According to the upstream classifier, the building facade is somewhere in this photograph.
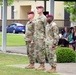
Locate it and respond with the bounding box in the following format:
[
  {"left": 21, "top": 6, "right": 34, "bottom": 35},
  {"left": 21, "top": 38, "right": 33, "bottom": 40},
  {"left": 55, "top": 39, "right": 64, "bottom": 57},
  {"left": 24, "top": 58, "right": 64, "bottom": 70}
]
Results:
[
  {"left": 0, "top": 0, "right": 70, "bottom": 27},
  {"left": 0, "top": 0, "right": 65, "bottom": 19}
]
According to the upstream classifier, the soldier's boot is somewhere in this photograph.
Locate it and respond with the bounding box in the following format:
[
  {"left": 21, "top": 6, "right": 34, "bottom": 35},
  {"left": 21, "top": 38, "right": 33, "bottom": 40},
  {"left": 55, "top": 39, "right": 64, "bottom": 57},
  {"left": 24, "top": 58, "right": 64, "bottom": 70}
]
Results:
[
  {"left": 25, "top": 64, "right": 34, "bottom": 69},
  {"left": 47, "top": 66, "right": 56, "bottom": 73},
  {"left": 35, "top": 64, "right": 45, "bottom": 70}
]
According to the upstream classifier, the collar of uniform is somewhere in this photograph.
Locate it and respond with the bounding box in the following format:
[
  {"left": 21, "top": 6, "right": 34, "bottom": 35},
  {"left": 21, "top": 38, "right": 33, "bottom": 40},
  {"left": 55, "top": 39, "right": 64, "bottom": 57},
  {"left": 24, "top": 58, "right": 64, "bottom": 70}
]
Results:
[
  {"left": 47, "top": 21, "right": 56, "bottom": 27},
  {"left": 28, "top": 21, "right": 32, "bottom": 24},
  {"left": 38, "top": 14, "right": 44, "bottom": 19},
  {"left": 47, "top": 21, "right": 53, "bottom": 25},
  {"left": 47, "top": 23, "right": 50, "bottom": 26}
]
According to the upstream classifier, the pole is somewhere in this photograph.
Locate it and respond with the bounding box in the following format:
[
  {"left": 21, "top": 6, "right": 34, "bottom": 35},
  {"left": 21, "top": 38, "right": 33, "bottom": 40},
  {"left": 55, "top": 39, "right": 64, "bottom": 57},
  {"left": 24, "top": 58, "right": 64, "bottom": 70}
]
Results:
[
  {"left": 2, "top": 0, "right": 7, "bottom": 52},
  {"left": 49, "top": 0, "right": 54, "bottom": 16},
  {"left": 44, "top": 0, "right": 46, "bottom": 11}
]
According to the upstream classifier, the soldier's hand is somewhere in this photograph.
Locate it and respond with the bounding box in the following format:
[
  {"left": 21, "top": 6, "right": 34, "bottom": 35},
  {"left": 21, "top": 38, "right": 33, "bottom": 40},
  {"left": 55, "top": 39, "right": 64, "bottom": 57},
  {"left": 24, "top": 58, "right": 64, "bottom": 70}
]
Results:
[
  {"left": 30, "top": 40, "right": 34, "bottom": 44},
  {"left": 52, "top": 44, "right": 56, "bottom": 48}
]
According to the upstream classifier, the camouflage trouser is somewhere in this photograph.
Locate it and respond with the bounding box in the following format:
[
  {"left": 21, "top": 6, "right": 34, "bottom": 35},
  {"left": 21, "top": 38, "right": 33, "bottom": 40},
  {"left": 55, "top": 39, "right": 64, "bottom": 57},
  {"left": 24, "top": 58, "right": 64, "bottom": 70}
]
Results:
[
  {"left": 26, "top": 41, "right": 35, "bottom": 64},
  {"left": 34, "top": 38, "right": 45, "bottom": 64},
  {"left": 45, "top": 39, "right": 57, "bottom": 67}
]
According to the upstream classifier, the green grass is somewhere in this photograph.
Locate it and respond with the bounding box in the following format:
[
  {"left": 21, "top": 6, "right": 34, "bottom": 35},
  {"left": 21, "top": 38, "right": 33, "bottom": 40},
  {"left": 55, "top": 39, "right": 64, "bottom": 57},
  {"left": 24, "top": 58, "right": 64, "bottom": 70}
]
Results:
[
  {"left": 0, "top": 33, "right": 26, "bottom": 46},
  {"left": 0, "top": 65, "right": 58, "bottom": 75},
  {"left": 0, "top": 53, "right": 28, "bottom": 65},
  {"left": 75, "top": 52, "right": 76, "bottom": 62},
  {"left": 0, "top": 53, "right": 59, "bottom": 75}
]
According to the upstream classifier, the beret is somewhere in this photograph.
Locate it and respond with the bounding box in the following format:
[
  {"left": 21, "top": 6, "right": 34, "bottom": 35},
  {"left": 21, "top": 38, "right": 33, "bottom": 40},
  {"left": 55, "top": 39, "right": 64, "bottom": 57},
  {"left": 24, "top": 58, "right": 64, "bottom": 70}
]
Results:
[
  {"left": 46, "top": 14, "right": 53, "bottom": 18},
  {"left": 27, "top": 11, "right": 34, "bottom": 14},
  {"left": 36, "top": 6, "right": 44, "bottom": 9}
]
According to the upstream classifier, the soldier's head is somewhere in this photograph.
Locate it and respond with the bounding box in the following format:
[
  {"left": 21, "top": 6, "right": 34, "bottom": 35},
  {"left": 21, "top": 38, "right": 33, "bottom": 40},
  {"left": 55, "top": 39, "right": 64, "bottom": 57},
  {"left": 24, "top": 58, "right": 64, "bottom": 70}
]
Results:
[
  {"left": 46, "top": 14, "right": 53, "bottom": 23},
  {"left": 36, "top": 6, "right": 44, "bottom": 15},
  {"left": 27, "top": 11, "right": 34, "bottom": 20}
]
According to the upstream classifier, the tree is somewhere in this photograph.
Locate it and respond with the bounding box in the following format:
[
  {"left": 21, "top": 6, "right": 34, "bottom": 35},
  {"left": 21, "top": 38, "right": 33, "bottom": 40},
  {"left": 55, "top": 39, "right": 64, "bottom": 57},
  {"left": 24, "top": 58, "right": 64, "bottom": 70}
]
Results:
[
  {"left": 64, "top": 2, "right": 76, "bottom": 22},
  {"left": 0, "top": 0, "right": 14, "bottom": 5}
]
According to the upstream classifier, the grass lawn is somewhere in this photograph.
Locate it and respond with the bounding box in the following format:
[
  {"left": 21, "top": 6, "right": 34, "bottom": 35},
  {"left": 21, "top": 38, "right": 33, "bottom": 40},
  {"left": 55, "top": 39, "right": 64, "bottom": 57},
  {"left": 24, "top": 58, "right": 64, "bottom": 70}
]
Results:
[
  {"left": 0, "top": 33, "right": 26, "bottom": 46},
  {"left": 0, "top": 53, "right": 59, "bottom": 75},
  {"left": 0, "top": 53, "right": 29, "bottom": 65}
]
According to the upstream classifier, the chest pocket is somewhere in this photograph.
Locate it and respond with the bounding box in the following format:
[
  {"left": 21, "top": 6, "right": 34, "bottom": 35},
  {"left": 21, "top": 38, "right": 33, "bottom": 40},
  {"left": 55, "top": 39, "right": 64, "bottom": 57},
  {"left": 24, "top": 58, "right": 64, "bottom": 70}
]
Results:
[
  {"left": 27, "top": 23, "right": 33, "bottom": 31},
  {"left": 37, "top": 18, "right": 44, "bottom": 30},
  {"left": 49, "top": 26, "right": 54, "bottom": 38}
]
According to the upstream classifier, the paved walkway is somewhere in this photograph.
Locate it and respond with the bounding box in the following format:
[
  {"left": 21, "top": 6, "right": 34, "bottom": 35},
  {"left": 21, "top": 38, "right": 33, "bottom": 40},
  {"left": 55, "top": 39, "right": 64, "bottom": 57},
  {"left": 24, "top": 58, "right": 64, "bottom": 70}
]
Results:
[
  {"left": 0, "top": 46, "right": 76, "bottom": 75},
  {"left": 8, "top": 63, "right": 76, "bottom": 75},
  {"left": 0, "top": 46, "right": 27, "bottom": 54}
]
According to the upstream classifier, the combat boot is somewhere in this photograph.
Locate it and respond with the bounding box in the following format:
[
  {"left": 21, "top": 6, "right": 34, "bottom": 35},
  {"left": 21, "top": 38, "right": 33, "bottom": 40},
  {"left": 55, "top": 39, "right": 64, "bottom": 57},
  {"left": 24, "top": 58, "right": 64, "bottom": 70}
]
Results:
[
  {"left": 47, "top": 66, "right": 56, "bottom": 73},
  {"left": 25, "top": 64, "right": 34, "bottom": 69},
  {"left": 35, "top": 64, "right": 45, "bottom": 70}
]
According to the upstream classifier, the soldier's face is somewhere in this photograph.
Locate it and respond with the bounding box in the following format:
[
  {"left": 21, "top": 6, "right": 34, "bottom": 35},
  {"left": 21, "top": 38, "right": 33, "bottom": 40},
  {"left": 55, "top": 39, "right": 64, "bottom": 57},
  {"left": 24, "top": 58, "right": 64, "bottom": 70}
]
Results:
[
  {"left": 28, "top": 14, "right": 34, "bottom": 20},
  {"left": 47, "top": 17, "right": 53, "bottom": 23},
  {"left": 37, "top": 8, "right": 43, "bottom": 14}
]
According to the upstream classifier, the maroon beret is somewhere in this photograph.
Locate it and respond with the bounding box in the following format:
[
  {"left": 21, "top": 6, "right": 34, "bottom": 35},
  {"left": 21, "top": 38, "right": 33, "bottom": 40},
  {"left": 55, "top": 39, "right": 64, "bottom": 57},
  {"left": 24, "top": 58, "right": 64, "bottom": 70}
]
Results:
[
  {"left": 36, "top": 6, "right": 44, "bottom": 9},
  {"left": 27, "top": 11, "right": 34, "bottom": 15},
  {"left": 46, "top": 14, "right": 53, "bottom": 18}
]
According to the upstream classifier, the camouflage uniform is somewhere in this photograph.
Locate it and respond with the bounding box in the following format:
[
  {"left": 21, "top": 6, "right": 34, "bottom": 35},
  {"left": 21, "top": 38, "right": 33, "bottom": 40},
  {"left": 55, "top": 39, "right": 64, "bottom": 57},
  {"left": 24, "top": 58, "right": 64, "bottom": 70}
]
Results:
[
  {"left": 34, "top": 15, "right": 47, "bottom": 64},
  {"left": 45, "top": 21, "right": 59, "bottom": 67},
  {"left": 25, "top": 20, "right": 35, "bottom": 64}
]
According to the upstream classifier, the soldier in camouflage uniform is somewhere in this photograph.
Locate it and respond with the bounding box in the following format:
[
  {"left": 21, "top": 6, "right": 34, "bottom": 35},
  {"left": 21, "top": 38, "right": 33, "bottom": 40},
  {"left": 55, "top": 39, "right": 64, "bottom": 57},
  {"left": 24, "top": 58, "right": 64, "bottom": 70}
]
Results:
[
  {"left": 34, "top": 6, "right": 47, "bottom": 70},
  {"left": 45, "top": 14, "right": 59, "bottom": 73},
  {"left": 25, "top": 11, "right": 35, "bottom": 69}
]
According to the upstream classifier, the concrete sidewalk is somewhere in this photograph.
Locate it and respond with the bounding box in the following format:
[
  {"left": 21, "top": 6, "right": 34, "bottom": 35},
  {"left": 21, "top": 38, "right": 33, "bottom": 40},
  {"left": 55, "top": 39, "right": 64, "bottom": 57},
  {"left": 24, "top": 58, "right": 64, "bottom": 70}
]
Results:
[
  {"left": 8, "top": 63, "right": 76, "bottom": 75},
  {"left": 0, "top": 46, "right": 27, "bottom": 54},
  {"left": 0, "top": 46, "right": 76, "bottom": 75}
]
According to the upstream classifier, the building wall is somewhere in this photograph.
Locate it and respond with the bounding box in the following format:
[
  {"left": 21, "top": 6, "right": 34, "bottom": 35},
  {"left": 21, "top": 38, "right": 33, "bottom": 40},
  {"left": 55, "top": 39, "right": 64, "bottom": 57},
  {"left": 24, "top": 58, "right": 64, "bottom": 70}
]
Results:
[
  {"left": 20, "top": 6, "right": 31, "bottom": 19},
  {"left": 0, "top": 1, "right": 64, "bottom": 20},
  {"left": 54, "top": 1, "right": 64, "bottom": 19},
  {"left": 7, "top": 6, "right": 11, "bottom": 19}
]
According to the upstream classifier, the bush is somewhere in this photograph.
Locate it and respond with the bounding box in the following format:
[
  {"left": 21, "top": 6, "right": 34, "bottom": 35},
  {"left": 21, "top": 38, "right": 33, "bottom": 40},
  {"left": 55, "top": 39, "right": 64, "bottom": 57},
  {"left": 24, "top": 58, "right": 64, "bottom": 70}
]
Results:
[
  {"left": 75, "top": 52, "right": 76, "bottom": 62},
  {"left": 56, "top": 47, "right": 76, "bottom": 63}
]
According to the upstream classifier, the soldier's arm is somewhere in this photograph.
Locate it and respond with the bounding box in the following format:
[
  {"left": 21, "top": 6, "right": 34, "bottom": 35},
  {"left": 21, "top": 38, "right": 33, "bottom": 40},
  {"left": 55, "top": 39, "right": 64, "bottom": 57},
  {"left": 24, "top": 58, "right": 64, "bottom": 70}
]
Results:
[
  {"left": 30, "top": 22, "right": 35, "bottom": 42},
  {"left": 24, "top": 23, "right": 28, "bottom": 41},
  {"left": 43, "top": 17, "right": 47, "bottom": 38},
  {"left": 25, "top": 22, "right": 33, "bottom": 42},
  {"left": 53, "top": 25, "right": 59, "bottom": 45}
]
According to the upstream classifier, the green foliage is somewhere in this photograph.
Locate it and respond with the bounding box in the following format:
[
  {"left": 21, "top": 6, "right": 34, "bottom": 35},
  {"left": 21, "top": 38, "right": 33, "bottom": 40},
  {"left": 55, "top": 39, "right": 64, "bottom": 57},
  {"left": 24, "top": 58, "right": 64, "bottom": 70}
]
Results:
[
  {"left": 64, "top": 2, "right": 76, "bottom": 21},
  {"left": 56, "top": 47, "right": 76, "bottom": 63},
  {"left": 0, "top": 0, "right": 14, "bottom": 6}
]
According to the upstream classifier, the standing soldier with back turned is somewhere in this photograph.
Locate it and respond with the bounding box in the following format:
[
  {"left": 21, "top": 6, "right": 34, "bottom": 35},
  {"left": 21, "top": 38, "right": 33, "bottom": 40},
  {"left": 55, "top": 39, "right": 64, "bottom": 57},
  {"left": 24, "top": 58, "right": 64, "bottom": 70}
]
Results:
[
  {"left": 34, "top": 6, "right": 47, "bottom": 70},
  {"left": 25, "top": 11, "right": 35, "bottom": 69}
]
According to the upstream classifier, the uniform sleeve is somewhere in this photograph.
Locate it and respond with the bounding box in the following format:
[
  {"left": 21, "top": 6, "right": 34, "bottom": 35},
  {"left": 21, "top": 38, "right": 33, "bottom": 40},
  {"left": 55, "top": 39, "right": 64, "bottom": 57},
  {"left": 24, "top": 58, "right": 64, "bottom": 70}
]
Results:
[
  {"left": 25, "top": 22, "right": 34, "bottom": 41},
  {"left": 44, "top": 18, "right": 47, "bottom": 26},
  {"left": 31, "top": 22, "right": 35, "bottom": 39},
  {"left": 44, "top": 18, "right": 47, "bottom": 37},
  {"left": 25, "top": 23, "right": 28, "bottom": 41},
  {"left": 52, "top": 25, "right": 59, "bottom": 45}
]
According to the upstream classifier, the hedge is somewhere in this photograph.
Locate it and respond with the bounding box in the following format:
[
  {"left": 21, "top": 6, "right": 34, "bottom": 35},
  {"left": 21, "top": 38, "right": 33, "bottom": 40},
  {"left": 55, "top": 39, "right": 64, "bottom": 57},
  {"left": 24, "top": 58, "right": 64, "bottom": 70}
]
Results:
[{"left": 56, "top": 47, "right": 76, "bottom": 63}]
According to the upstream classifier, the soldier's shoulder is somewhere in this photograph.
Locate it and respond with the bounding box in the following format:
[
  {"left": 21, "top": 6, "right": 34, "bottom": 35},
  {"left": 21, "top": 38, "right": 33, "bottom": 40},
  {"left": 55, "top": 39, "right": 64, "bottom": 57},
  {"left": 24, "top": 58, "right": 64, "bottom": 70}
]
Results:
[
  {"left": 42, "top": 15, "right": 46, "bottom": 19},
  {"left": 26, "top": 21, "right": 30, "bottom": 25},
  {"left": 32, "top": 19, "right": 37, "bottom": 24},
  {"left": 52, "top": 22, "right": 59, "bottom": 30},
  {"left": 52, "top": 22, "right": 57, "bottom": 27}
]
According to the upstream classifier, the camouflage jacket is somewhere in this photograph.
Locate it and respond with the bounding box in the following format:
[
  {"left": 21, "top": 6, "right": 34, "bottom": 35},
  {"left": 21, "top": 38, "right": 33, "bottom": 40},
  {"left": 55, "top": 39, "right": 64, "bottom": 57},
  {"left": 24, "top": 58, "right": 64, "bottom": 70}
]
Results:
[
  {"left": 34, "top": 15, "right": 47, "bottom": 39},
  {"left": 25, "top": 20, "right": 35, "bottom": 41},
  {"left": 45, "top": 21, "right": 59, "bottom": 45}
]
